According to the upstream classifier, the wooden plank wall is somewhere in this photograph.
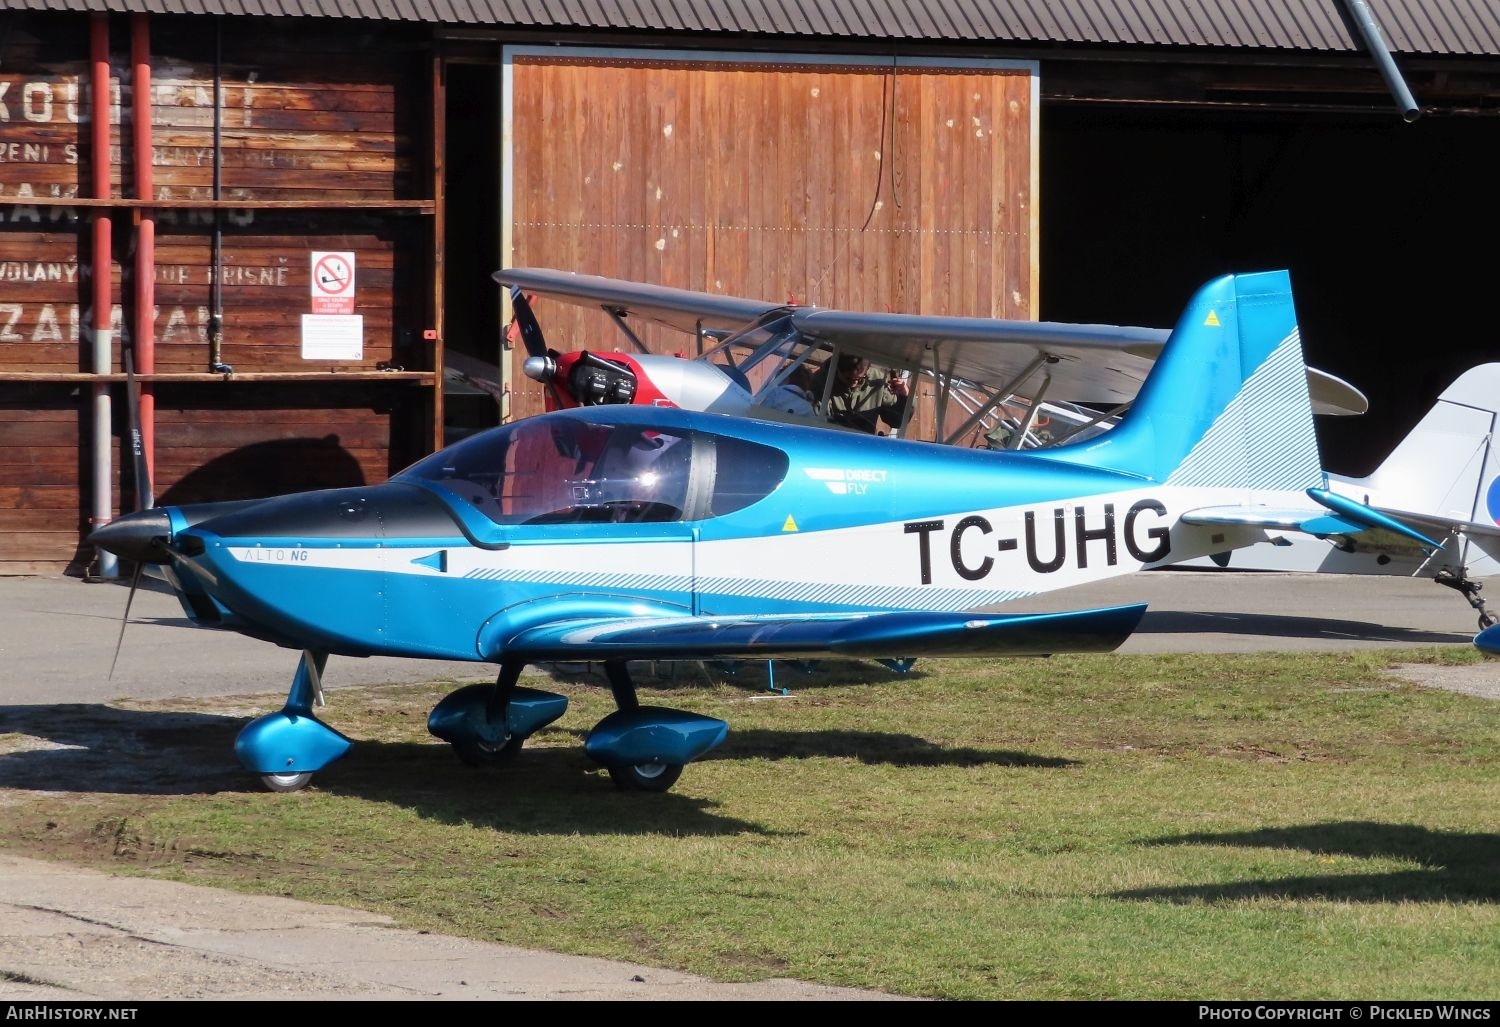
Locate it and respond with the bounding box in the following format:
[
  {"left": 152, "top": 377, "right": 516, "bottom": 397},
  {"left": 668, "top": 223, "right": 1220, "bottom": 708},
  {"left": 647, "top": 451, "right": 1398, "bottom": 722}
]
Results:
[
  {"left": 0, "top": 386, "right": 88, "bottom": 574},
  {"left": 509, "top": 54, "right": 1036, "bottom": 423},
  {"left": 0, "top": 13, "right": 433, "bottom": 574}
]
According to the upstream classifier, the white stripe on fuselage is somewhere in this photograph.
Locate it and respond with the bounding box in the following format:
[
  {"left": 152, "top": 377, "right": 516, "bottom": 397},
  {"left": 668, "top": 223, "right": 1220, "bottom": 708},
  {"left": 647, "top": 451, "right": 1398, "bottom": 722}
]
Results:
[{"left": 223, "top": 484, "right": 1286, "bottom": 611}]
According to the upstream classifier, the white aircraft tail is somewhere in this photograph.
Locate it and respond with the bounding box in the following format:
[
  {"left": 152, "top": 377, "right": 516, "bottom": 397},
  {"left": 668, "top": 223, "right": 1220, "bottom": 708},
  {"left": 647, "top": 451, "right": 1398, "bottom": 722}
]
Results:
[{"left": 1342, "top": 364, "right": 1500, "bottom": 576}]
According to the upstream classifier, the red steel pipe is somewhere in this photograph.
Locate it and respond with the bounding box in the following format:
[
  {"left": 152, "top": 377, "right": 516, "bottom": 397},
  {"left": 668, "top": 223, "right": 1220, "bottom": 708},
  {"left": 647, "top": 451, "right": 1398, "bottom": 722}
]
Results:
[{"left": 130, "top": 13, "right": 155, "bottom": 497}]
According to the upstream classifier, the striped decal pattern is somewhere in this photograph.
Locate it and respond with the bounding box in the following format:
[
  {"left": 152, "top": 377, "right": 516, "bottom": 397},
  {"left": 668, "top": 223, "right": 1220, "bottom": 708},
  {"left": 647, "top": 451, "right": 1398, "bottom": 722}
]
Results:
[
  {"left": 1166, "top": 329, "right": 1322, "bottom": 490},
  {"left": 460, "top": 566, "right": 1034, "bottom": 611}
]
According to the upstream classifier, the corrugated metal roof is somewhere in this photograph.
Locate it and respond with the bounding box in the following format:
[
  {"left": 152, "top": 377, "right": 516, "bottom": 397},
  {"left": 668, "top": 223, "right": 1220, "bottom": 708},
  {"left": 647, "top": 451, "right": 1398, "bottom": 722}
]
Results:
[{"left": 4, "top": 1, "right": 1499, "bottom": 57}]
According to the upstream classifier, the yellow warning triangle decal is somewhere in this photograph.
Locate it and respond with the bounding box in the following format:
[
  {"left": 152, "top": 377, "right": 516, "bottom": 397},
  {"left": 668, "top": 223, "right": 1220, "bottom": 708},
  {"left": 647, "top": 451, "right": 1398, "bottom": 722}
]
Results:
[
  {"left": 1204, "top": 310, "right": 1221, "bottom": 327},
  {"left": 782, "top": 515, "right": 799, "bottom": 532}
]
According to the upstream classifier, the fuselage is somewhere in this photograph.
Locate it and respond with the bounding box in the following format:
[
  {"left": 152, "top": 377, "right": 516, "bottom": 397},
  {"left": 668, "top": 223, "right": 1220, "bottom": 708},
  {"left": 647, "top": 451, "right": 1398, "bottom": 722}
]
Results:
[{"left": 137, "top": 405, "right": 1278, "bottom": 662}]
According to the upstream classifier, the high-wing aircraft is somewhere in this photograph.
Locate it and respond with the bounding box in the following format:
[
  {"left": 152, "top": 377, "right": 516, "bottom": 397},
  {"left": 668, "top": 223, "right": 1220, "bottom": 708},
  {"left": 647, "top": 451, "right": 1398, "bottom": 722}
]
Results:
[
  {"left": 495, "top": 267, "right": 1371, "bottom": 437},
  {"left": 496, "top": 269, "right": 1496, "bottom": 630},
  {"left": 91, "top": 269, "right": 1440, "bottom": 796}
]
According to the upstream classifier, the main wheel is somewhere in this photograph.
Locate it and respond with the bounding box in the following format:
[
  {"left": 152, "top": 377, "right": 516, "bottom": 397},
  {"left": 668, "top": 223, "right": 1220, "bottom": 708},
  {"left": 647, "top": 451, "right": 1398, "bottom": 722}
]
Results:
[
  {"left": 453, "top": 734, "right": 523, "bottom": 768},
  {"left": 607, "top": 761, "right": 683, "bottom": 793},
  {"left": 1480, "top": 611, "right": 1498, "bottom": 630},
  {"left": 260, "top": 771, "right": 313, "bottom": 793}
]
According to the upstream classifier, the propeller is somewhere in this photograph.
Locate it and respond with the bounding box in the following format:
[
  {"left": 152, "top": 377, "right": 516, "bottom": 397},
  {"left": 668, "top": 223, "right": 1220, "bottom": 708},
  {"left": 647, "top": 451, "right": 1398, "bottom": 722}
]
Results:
[
  {"left": 124, "top": 349, "right": 153, "bottom": 512},
  {"left": 508, "top": 285, "right": 548, "bottom": 360},
  {"left": 510, "top": 285, "right": 567, "bottom": 408},
  {"left": 103, "top": 350, "right": 157, "bottom": 679}
]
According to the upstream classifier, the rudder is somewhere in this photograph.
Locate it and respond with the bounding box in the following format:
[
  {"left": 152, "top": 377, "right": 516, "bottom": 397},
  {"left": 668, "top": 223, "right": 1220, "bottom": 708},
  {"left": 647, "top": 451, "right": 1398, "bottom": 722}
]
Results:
[{"left": 1052, "top": 270, "right": 1323, "bottom": 493}]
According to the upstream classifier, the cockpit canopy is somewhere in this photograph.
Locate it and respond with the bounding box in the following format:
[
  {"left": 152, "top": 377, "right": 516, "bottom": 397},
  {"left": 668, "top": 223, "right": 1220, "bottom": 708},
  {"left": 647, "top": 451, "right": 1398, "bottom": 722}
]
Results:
[{"left": 396, "top": 415, "right": 790, "bottom": 525}]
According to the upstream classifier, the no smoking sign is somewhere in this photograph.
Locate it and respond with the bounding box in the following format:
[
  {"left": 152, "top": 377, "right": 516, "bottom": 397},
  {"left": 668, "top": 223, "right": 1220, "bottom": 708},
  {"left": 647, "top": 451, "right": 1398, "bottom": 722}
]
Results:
[{"left": 310, "top": 251, "right": 356, "bottom": 314}]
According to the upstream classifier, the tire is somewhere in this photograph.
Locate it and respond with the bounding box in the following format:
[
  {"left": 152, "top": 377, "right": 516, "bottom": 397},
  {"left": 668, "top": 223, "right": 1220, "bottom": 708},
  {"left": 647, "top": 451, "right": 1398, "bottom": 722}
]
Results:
[
  {"left": 454, "top": 734, "right": 523, "bottom": 768},
  {"left": 260, "top": 771, "right": 313, "bottom": 793},
  {"left": 607, "top": 761, "right": 683, "bottom": 793}
]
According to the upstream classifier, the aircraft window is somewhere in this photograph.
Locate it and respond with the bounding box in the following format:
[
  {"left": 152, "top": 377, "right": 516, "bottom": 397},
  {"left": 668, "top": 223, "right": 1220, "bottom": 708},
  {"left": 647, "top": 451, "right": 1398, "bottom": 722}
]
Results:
[
  {"left": 398, "top": 418, "right": 788, "bottom": 524},
  {"left": 710, "top": 436, "right": 789, "bottom": 515},
  {"left": 397, "top": 419, "right": 693, "bottom": 525},
  {"left": 537, "top": 426, "right": 693, "bottom": 524}
]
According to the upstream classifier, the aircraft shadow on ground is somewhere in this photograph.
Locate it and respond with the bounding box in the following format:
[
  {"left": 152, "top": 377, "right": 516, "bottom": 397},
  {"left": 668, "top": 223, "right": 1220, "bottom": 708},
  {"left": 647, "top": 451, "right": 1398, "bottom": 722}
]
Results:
[
  {"left": 0, "top": 702, "right": 1069, "bottom": 835},
  {"left": 1113, "top": 822, "right": 1500, "bottom": 904},
  {"left": 1134, "top": 609, "right": 1469, "bottom": 645},
  {"left": 707, "top": 727, "right": 1077, "bottom": 769}
]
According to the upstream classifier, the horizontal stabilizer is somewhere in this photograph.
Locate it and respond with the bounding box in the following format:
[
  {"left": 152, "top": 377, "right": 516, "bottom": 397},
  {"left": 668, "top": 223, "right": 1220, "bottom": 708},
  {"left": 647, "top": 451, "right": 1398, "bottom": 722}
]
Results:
[
  {"left": 1306, "top": 486, "right": 1443, "bottom": 550},
  {"left": 1181, "top": 488, "right": 1444, "bottom": 550},
  {"left": 501, "top": 603, "right": 1148, "bottom": 662}
]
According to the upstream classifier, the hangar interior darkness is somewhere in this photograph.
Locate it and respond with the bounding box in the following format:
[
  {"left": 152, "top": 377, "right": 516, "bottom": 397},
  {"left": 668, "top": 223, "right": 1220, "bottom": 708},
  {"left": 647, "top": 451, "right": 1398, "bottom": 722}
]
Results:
[{"left": 1041, "top": 104, "right": 1494, "bottom": 476}]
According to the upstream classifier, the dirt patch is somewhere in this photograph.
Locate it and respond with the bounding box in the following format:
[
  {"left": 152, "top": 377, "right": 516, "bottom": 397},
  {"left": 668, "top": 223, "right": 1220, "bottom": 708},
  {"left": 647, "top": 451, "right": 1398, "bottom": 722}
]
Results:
[
  {"left": 1386, "top": 660, "right": 1500, "bottom": 701},
  {"left": 0, "top": 700, "right": 253, "bottom": 802}
]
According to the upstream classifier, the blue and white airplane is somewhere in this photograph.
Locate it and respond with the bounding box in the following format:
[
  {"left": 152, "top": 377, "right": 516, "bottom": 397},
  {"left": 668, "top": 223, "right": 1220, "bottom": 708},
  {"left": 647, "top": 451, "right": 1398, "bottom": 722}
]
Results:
[
  {"left": 500, "top": 267, "right": 1499, "bottom": 633},
  {"left": 90, "top": 269, "right": 1440, "bottom": 795}
]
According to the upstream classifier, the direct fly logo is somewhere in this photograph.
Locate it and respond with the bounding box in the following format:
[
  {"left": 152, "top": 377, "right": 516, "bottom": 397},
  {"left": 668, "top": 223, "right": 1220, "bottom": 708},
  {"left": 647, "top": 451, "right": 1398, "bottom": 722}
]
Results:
[
  {"left": 1489, "top": 475, "right": 1500, "bottom": 526},
  {"left": 804, "top": 467, "right": 889, "bottom": 495}
]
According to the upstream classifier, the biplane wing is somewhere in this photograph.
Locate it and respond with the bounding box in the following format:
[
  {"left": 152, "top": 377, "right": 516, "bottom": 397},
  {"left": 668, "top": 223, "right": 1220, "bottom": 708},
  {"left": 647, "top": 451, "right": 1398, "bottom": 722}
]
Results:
[
  {"left": 499, "top": 266, "right": 784, "bottom": 340},
  {"left": 494, "top": 267, "right": 1368, "bottom": 418}
]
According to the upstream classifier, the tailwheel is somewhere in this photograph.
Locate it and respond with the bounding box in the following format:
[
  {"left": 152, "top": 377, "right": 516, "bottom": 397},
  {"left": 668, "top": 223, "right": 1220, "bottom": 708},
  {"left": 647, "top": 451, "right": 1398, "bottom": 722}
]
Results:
[
  {"left": 453, "top": 734, "right": 523, "bottom": 768},
  {"left": 608, "top": 761, "right": 683, "bottom": 793},
  {"left": 260, "top": 771, "right": 313, "bottom": 793},
  {"left": 1435, "top": 566, "right": 1495, "bottom": 631}
]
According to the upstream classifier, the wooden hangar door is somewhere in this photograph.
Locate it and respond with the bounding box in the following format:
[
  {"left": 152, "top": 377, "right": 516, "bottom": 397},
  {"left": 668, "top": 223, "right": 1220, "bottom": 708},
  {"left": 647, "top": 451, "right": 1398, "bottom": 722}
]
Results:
[{"left": 501, "top": 49, "right": 1039, "bottom": 424}]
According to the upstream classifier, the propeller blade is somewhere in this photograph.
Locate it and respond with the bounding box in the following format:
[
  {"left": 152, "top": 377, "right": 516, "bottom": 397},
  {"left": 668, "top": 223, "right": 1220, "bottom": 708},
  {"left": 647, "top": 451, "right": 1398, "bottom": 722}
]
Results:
[
  {"left": 508, "top": 285, "right": 549, "bottom": 360},
  {"left": 108, "top": 561, "right": 144, "bottom": 680},
  {"left": 123, "top": 350, "right": 153, "bottom": 512}
]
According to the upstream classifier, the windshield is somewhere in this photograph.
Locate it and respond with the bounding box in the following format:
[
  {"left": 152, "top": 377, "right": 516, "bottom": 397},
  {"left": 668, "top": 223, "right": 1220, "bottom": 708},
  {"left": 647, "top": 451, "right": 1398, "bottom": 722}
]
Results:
[{"left": 396, "top": 417, "right": 789, "bottom": 525}]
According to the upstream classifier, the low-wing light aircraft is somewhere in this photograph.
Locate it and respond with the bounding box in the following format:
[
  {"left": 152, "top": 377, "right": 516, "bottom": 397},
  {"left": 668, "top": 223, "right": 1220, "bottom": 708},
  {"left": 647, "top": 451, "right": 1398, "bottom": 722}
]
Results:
[
  {"left": 495, "top": 269, "right": 1497, "bottom": 630},
  {"left": 92, "top": 269, "right": 1436, "bottom": 795}
]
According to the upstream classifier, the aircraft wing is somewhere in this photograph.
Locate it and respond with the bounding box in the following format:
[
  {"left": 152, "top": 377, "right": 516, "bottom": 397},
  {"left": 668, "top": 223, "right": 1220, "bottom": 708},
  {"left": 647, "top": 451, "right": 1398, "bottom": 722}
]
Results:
[
  {"left": 494, "top": 268, "right": 1367, "bottom": 415},
  {"left": 490, "top": 603, "right": 1147, "bottom": 662},
  {"left": 495, "top": 267, "right": 782, "bottom": 337},
  {"left": 788, "top": 308, "right": 1365, "bottom": 415}
]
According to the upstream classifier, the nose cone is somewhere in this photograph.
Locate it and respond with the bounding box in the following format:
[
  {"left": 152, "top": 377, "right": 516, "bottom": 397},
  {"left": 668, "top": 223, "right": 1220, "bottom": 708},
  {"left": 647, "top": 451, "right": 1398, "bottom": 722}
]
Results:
[
  {"left": 88, "top": 508, "right": 175, "bottom": 564},
  {"left": 523, "top": 353, "right": 557, "bottom": 383}
]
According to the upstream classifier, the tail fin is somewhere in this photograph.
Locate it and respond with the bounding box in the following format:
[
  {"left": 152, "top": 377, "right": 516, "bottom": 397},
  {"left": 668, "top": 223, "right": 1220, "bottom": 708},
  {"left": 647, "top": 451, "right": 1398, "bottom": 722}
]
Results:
[
  {"left": 1353, "top": 364, "right": 1500, "bottom": 528},
  {"left": 1347, "top": 363, "right": 1500, "bottom": 577},
  {"left": 1051, "top": 270, "right": 1323, "bottom": 493}
]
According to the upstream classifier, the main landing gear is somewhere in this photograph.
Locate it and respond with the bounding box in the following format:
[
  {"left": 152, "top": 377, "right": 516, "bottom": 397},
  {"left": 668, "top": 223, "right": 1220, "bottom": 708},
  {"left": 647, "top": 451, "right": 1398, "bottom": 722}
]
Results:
[
  {"left": 233, "top": 652, "right": 727, "bottom": 795},
  {"left": 1434, "top": 566, "right": 1499, "bottom": 631},
  {"left": 428, "top": 656, "right": 727, "bottom": 794}
]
